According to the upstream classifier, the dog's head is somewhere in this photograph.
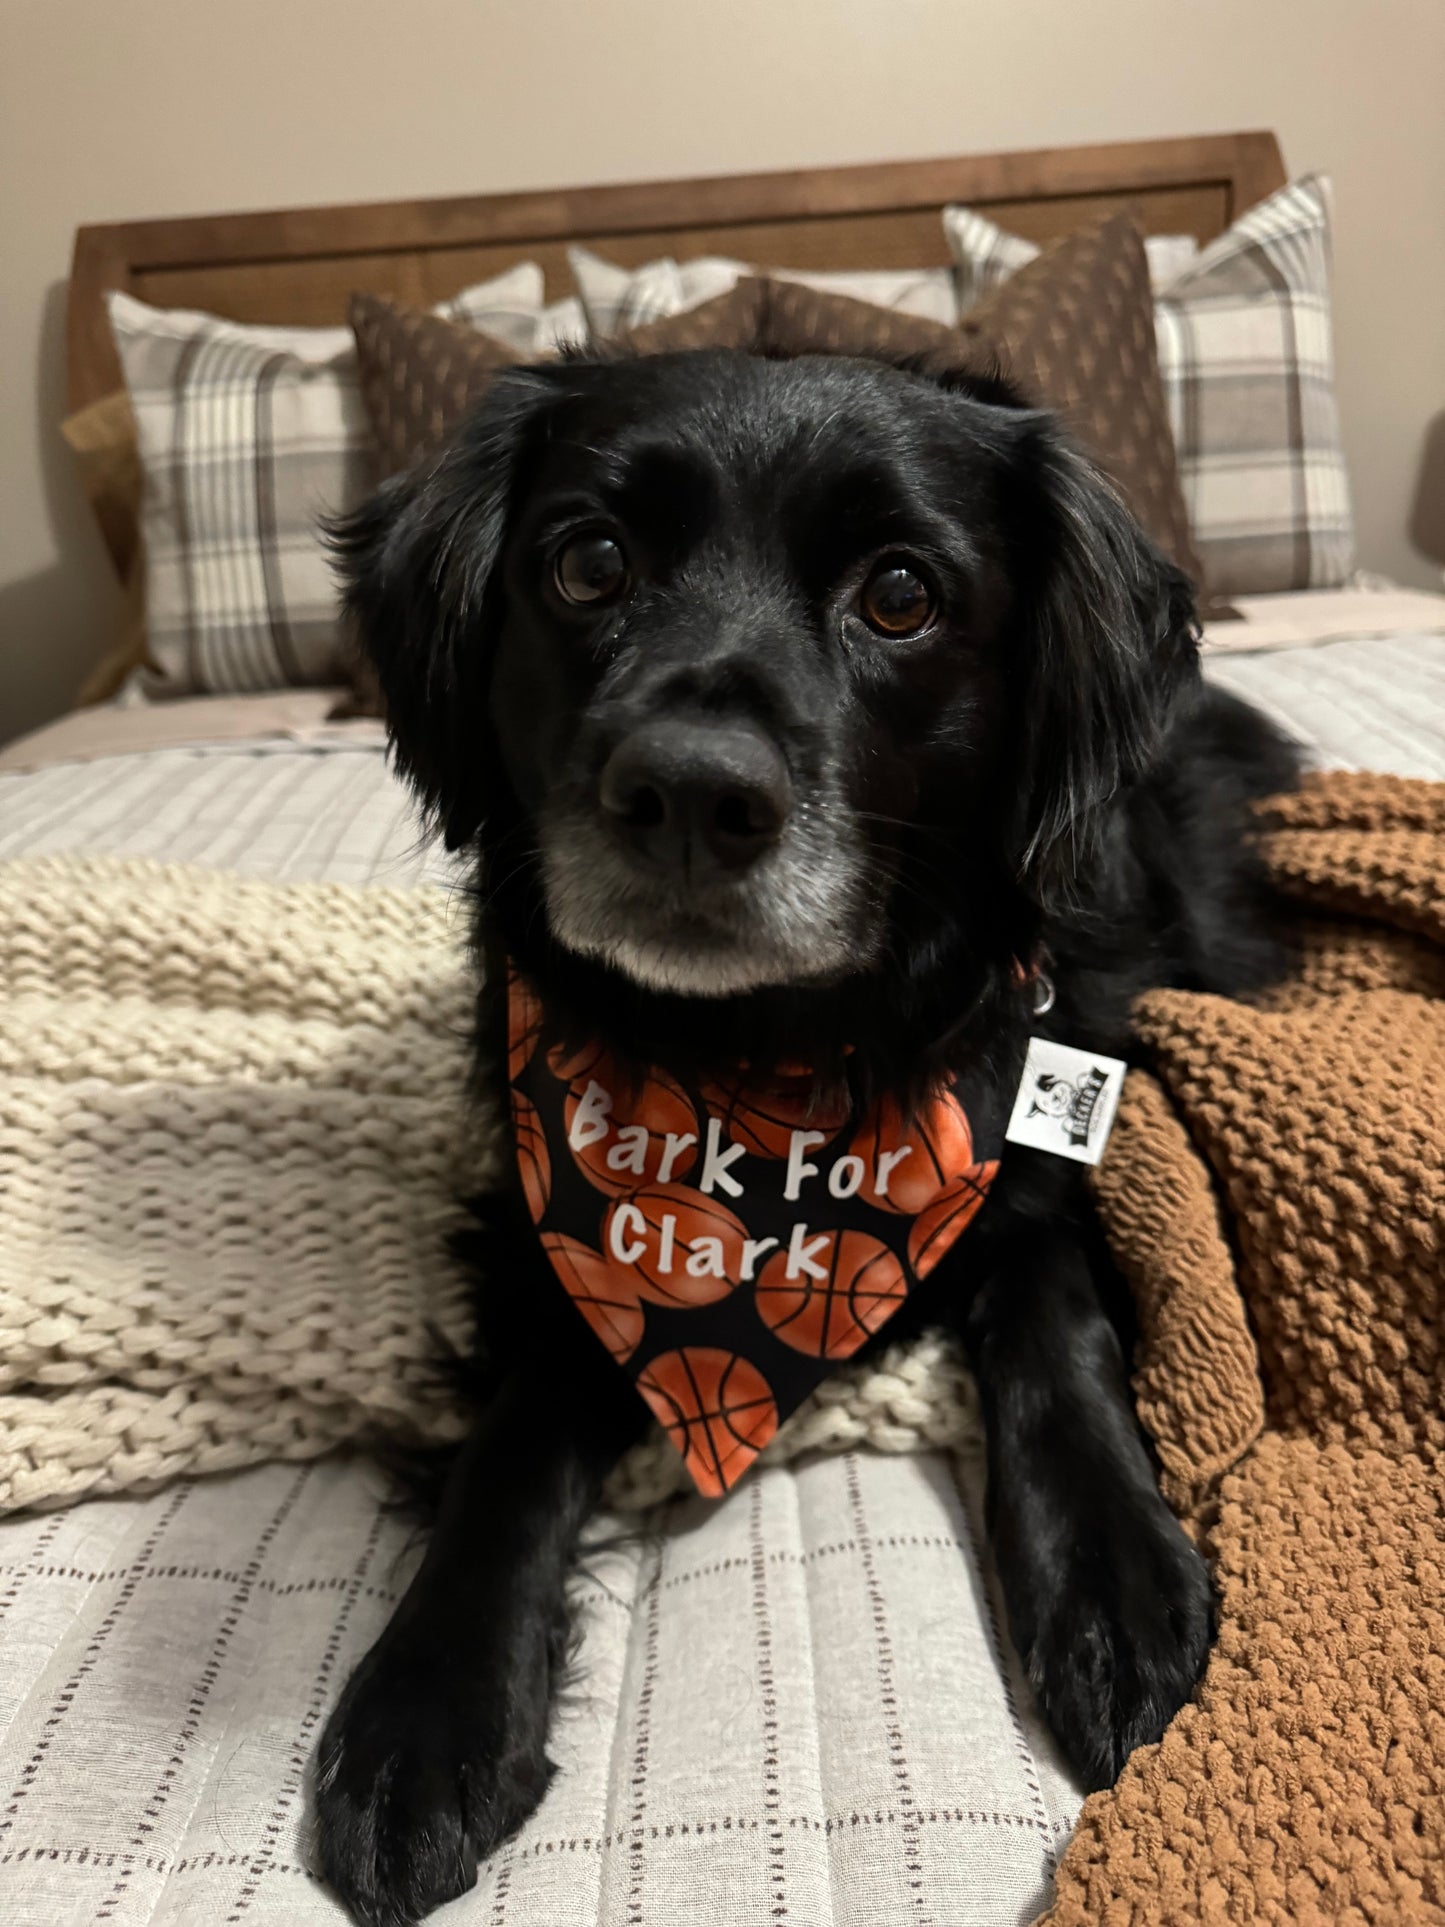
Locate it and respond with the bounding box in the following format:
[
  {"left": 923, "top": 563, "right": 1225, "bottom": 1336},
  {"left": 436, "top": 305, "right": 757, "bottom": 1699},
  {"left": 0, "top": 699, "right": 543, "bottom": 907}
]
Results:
[{"left": 334, "top": 349, "right": 1196, "bottom": 1017}]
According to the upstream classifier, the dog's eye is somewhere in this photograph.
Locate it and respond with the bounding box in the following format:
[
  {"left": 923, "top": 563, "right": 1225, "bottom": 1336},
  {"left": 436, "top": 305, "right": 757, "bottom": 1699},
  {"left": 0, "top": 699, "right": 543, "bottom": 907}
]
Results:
[
  {"left": 859, "top": 559, "right": 936, "bottom": 638},
  {"left": 554, "top": 533, "right": 629, "bottom": 606}
]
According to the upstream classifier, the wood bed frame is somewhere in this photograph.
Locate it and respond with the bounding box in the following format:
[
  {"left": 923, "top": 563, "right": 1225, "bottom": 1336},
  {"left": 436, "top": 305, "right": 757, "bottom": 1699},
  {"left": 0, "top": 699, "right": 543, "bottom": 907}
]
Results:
[{"left": 67, "top": 130, "right": 1285, "bottom": 414}]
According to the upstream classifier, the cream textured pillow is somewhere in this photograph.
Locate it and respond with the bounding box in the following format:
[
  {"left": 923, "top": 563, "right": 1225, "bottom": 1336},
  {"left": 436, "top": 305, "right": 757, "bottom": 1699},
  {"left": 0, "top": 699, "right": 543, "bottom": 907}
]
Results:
[
  {"left": 945, "top": 179, "right": 1353, "bottom": 595},
  {"left": 569, "top": 244, "right": 961, "bottom": 334},
  {"left": 108, "top": 267, "right": 572, "bottom": 697}
]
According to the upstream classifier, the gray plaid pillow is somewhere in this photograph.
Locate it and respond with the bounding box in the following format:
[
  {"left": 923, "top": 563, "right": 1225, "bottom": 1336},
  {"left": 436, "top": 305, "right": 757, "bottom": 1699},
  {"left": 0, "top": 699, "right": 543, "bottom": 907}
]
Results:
[
  {"left": 944, "top": 178, "right": 1353, "bottom": 596},
  {"left": 109, "top": 270, "right": 584, "bottom": 696}
]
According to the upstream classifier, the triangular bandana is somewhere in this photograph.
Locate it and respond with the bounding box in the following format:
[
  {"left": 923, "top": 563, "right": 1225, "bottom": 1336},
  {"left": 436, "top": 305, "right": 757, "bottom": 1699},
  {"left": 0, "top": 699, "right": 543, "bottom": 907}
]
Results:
[{"left": 508, "top": 969, "right": 1003, "bottom": 1497}]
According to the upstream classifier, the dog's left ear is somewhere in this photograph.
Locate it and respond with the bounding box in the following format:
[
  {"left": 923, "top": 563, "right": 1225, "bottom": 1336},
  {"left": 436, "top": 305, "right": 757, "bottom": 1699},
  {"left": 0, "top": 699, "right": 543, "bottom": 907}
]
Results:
[{"left": 998, "top": 414, "right": 1200, "bottom": 892}]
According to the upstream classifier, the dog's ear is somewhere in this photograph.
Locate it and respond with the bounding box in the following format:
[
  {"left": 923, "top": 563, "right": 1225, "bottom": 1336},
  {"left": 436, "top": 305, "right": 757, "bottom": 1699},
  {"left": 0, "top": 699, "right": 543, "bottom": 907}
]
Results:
[
  {"left": 327, "top": 370, "right": 556, "bottom": 848},
  {"left": 998, "top": 414, "right": 1200, "bottom": 894}
]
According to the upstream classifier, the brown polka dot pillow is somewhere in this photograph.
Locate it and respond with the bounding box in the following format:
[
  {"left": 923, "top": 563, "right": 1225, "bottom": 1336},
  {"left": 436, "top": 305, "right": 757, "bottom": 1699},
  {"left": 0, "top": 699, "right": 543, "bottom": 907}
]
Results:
[
  {"left": 349, "top": 281, "right": 771, "bottom": 480},
  {"left": 348, "top": 296, "right": 527, "bottom": 480},
  {"left": 959, "top": 213, "right": 1208, "bottom": 595}
]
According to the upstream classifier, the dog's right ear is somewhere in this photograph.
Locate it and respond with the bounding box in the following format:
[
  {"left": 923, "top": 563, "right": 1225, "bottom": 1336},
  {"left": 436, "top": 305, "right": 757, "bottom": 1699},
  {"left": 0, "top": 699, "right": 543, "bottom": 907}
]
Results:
[{"left": 328, "top": 370, "right": 556, "bottom": 848}]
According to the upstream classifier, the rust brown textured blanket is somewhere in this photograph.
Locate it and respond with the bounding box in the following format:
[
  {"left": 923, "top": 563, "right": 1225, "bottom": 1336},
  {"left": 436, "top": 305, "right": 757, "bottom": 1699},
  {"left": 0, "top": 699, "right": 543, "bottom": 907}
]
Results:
[{"left": 1040, "top": 772, "right": 1445, "bottom": 1925}]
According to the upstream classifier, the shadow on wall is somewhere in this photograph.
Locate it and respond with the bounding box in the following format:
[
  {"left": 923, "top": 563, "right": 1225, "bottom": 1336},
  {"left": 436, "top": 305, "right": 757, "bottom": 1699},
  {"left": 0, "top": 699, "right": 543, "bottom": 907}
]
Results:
[
  {"left": 1409, "top": 410, "right": 1445, "bottom": 576},
  {"left": 0, "top": 280, "right": 123, "bottom": 748}
]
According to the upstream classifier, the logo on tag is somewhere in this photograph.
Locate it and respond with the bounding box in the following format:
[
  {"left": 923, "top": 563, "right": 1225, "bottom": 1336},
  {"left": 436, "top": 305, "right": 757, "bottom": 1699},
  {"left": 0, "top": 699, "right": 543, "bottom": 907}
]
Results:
[{"left": 1004, "top": 1038, "right": 1127, "bottom": 1166}]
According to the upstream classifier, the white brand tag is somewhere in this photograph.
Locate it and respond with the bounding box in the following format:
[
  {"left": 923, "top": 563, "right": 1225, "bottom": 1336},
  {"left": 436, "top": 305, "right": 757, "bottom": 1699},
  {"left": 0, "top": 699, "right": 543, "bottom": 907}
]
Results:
[{"left": 1004, "top": 1037, "right": 1127, "bottom": 1166}]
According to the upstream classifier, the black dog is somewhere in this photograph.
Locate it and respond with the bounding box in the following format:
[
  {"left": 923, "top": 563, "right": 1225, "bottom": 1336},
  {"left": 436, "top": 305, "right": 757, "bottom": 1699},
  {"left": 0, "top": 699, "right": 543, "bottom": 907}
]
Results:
[{"left": 313, "top": 346, "right": 1297, "bottom": 1926}]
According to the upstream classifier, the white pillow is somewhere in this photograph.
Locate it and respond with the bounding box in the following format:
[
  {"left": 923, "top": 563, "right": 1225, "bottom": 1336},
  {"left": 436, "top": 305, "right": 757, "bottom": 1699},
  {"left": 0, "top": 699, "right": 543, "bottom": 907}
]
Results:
[
  {"left": 109, "top": 267, "right": 559, "bottom": 696},
  {"left": 569, "top": 245, "right": 961, "bottom": 335},
  {"left": 534, "top": 294, "right": 590, "bottom": 353}
]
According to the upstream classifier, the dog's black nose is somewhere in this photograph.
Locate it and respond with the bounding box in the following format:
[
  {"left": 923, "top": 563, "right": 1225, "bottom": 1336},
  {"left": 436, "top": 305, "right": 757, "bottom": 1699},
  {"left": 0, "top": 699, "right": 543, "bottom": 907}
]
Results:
[{"left": 599, "top": 723, "right": 791, "bottom": 874}]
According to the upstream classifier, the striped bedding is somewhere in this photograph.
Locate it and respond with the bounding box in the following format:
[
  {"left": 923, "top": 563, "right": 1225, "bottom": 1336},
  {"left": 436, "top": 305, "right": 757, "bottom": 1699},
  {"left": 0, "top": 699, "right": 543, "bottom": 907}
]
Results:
[
  {"left": 4, "top": 633, "right": 1444, "bottom": 885},
  {"left": 0, "top": 624, "right": 1442, "bottom": 1926}
]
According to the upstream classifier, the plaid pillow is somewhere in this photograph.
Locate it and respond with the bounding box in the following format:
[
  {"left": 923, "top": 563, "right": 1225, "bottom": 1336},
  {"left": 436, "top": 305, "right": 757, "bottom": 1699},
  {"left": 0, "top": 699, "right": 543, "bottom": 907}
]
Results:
[
  {"left": 109, "top": 268, "right": 583, "bottom": 696},
  {"left": 570, "top": 245, "right": 961, "bottom": 334},
  {"left": 944, "top": 178, "right": 1354, "bottom": 595}
]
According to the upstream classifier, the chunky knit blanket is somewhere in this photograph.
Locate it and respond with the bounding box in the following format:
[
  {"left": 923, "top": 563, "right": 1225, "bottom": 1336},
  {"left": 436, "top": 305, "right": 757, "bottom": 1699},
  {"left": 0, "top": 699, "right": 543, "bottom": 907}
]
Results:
[
  {"left": 1045, "top": 773, "right": 1445, "bottom": 1925},
  {"left": 0, "top": 857, "right": 979, "bottom": 1514}
]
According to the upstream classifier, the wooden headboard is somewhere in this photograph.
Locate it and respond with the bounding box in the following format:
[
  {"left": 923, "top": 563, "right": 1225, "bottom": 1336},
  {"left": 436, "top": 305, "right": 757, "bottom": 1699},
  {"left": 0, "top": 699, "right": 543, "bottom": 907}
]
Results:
[{"left": 67, "top": 130, "right": 1285, "bottom": 412}]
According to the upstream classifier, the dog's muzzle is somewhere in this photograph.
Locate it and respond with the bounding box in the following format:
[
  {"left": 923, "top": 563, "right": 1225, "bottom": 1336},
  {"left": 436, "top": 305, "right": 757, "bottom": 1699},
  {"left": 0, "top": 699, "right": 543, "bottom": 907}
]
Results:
[{"left": 597, "top": 720, "right": 792, "bottom": 882}]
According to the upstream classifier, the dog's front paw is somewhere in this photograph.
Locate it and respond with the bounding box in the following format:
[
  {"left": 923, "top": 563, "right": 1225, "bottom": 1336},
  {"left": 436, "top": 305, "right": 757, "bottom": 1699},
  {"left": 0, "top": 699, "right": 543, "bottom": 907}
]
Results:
[
  {"left": 313, "top": 1638, "right": 553, "bottom": 1927},
  {"left": 1017, "top": 1492, "right": 1214, "bottom": 1791}
]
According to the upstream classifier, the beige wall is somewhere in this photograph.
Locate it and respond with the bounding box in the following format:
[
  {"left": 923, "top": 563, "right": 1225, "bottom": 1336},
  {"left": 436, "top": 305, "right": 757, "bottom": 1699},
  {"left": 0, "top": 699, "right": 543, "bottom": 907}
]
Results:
[{"left": 2, "top": 0, "right": 1443, "bottom": 744}]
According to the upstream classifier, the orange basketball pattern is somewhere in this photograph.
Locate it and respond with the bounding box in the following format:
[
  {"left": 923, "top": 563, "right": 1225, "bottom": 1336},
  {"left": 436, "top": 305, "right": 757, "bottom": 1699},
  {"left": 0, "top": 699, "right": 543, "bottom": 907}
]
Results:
[
  {"left": 908, "top": 1161, "right": 999, "bottom": 1279},
  {"left": 512, "top": 1090, "right": 552, "bottom": 1223},
  {"left": 699, "top": 1070, "right": 850, "bottom": 1160},
  {"left": 636, "top": 1348, "right": 779, "bottom": 1498},
  {"left": 852, "top": 1091, "right": 977, "bottom": 1214},
  {"left": 507, "top": 972, "right": 544, "bottom": 1080},
  {"left": 546, "top": 1035, "right": 612, "bottom": 1088},
  {"left": 755, "top": 1230, "right": 909, "bottom": 1359},
  {"left": 564, "top": 1059, "right": 699, "bottom": 1198},
  {"left": 539, "top": 1233, "right": 644, "bottom": 1364},
  {"left": 603, "top": 1184, "right": 749, "bottom": 1308}
]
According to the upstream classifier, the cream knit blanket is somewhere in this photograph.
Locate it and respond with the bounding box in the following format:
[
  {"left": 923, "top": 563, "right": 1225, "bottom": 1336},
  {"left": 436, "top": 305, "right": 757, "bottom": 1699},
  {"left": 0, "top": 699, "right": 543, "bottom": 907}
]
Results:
[{"left": 0, "top": 856, "right": 979, "bottom": 1515}]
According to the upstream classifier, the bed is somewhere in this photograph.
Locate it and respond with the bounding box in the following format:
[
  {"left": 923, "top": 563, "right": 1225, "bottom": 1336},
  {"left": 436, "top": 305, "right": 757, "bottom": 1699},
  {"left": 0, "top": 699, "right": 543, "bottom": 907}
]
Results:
[{"left": 3, "top": 132, "right": 1444, "bottom": 1927}]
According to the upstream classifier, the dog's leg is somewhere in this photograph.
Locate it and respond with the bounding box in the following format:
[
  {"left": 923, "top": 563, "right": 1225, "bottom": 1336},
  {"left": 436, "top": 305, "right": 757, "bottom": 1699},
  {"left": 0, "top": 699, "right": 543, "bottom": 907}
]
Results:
[
  {"left": 961, "top": 1217, "right": 1213, "bottom": 1790},
  {"left": 314, "top": 1354, "right": 643, "bottom": 1927}
]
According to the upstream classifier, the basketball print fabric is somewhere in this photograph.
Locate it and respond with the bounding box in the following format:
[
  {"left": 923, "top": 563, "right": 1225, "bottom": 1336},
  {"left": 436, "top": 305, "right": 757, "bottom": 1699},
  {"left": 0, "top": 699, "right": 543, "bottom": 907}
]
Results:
[
  {"left": 755, "top": 1231, "right": 908, "bottom": 1359},
  {"left": 635, "top": 1349, "right": 779, "bottom": 1499},
  {"left": 507, "top": 968, "right": 1003, "bottom": 1496}
]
